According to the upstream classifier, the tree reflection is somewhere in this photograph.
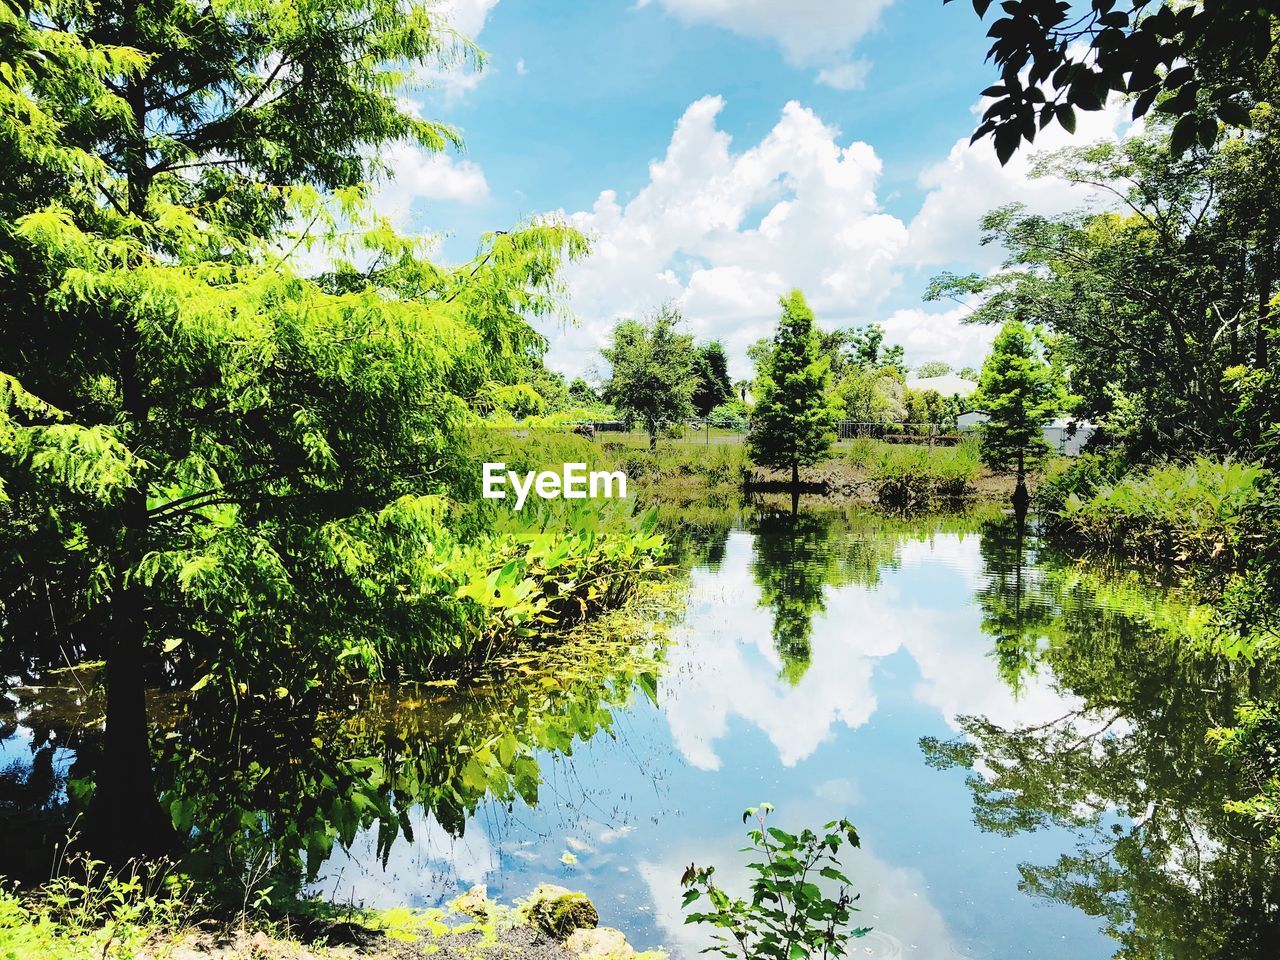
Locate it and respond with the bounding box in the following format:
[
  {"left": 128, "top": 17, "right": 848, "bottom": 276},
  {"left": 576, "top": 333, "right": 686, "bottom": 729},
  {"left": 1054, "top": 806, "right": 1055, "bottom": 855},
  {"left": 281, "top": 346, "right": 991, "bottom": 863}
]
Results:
[
  {"left": 925, "top": 515, "right": 1280, "bottom": 958},
  {"left": 1, "top": 627, "right": 667, "bottom": 901}
]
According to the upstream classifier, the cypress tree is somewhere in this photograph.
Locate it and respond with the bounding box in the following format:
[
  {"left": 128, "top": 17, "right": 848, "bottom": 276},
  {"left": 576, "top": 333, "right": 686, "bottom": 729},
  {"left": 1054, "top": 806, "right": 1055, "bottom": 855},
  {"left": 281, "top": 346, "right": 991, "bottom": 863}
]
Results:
[
  {"left": 748, "top": 290, "right": 838, "bottom": 487},
  {"left": 973, "top": 321, "right": 1068, "bottom": 507}
]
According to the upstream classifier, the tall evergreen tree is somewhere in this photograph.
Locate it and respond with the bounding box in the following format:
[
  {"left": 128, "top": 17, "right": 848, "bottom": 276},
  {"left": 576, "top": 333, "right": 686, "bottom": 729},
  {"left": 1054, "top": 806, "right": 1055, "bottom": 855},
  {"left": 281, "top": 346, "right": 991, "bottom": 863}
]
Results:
[
  {"left": 748, "top": 290, "right": 838, "bottom": 487},
  {"left": 973, "top": 321, "right": 1067, "bottom": 507},
  {"left": 0, "top": 0, "right": 588, "bottom": 861}
]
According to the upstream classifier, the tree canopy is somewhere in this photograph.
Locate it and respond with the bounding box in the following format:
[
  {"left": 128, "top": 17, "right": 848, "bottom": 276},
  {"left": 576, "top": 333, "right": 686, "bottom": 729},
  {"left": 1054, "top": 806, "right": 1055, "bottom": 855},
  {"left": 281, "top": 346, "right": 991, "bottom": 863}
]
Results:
[
  {"left": 601, "top": 305, "right": 698, "bottom": 448},
  {"left": 949, "top": 0, "right": 1277, "bottom": 162},
  {"left": 748, "top": 291, "right": 839, "bottom": 485}
]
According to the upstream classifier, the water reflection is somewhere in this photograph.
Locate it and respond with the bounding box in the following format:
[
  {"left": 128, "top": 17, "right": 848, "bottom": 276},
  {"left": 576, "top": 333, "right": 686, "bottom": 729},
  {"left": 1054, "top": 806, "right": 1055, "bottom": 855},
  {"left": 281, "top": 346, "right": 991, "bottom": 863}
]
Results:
[
  {"left": 2, "top": 504, "right": 1277, "bottom": 958},
  {"left": 924, "top": 513, "right": 1280, "bottom": 959}
]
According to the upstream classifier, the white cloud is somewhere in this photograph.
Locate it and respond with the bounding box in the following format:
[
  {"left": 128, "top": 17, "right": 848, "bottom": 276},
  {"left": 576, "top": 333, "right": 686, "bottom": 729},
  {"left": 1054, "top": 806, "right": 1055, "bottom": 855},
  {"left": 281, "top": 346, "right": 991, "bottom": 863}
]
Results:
[
  {"left": 547, "top": 96, "right": 908, "bottom": 378},
  {"left": 880, "top": 302, "right": 994, "bottom": 372},
  {"left": 904, "top": 97, "right": 1134, "bottom": 269},
  {"left": 541, "top": 91, "right": 1139, "bottom": 378},
  {"left": 373, "top": 146, "right": 490, "bottom": 226},
  {"left": 418, "top": 0, "right": 503, "bottom": 102},
  {"left": 433, "top": 0, "right": 502, "bottom": 39},
  {"left": 638, "top": 0, "right": 893, "bottom": 68},
  {"left": 816, "top": 58, "right": 871, "bottom": 91},
  {"left": 515, "top": 57, "right": 527, "bottom": 75}
]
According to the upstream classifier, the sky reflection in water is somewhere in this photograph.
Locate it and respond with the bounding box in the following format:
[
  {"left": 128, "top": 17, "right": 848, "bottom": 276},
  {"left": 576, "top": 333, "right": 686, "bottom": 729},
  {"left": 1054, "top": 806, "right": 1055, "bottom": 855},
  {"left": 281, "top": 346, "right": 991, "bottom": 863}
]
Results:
[{"left": 312, "top": 515, "right": 1113, "bottom": 960}]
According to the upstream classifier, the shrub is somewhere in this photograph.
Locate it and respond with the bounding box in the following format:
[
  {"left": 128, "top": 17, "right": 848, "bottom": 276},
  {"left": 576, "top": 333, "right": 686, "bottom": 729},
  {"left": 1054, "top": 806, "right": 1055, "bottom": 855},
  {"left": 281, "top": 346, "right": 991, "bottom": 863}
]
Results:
[
  {"left": 707, "top": 401, "right": 749, "bottom": 431},
  {"left": 680, "top": 804, "right": 869, "bottom": 960},
  {"left": 861, "top": 441, "right": 981, "bottom": 506},
  {"left": 1046, "top": 456, "right": 1265, "bottom": 564}
]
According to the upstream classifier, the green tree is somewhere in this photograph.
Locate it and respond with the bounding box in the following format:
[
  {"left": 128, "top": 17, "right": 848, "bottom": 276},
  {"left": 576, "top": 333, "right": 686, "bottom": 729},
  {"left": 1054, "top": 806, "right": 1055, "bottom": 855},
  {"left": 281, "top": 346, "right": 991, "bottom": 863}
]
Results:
[
  {"left": 0, "top": 0, "right": 591, "bottom": 862},
  {"left": 948, "top": 0, "right": 1273, "bottom": 162},
  {"left": 916, "top": 360, "right": 953, "bottom": 378},
  {"left": 928, "top": 132, "right": 1260, "bottom": 454},
  {"left": 973, "top": 321, "right": 1067, "bottom": 506},
  {"left": 568, "top": 376, "right": 598, "bottom": 406},
  {"left": 748, "top": 291, "right": 838, "bottom": 486},
  {"left": 691, "top": 340, "right": 734, "bottom": 417},
  {"left": 601, "top": 305, "right": 697, "bottom": 449}
]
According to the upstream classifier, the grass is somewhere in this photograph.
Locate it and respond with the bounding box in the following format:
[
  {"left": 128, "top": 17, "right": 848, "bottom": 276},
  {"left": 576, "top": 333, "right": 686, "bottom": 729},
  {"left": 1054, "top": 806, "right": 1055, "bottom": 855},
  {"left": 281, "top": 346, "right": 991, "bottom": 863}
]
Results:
[
  {"left": 1041, "top": 455, "right": 1266, "bottom": 565},
  {"left": 846, "top": 438, "right": 983, "bottom": 506}
]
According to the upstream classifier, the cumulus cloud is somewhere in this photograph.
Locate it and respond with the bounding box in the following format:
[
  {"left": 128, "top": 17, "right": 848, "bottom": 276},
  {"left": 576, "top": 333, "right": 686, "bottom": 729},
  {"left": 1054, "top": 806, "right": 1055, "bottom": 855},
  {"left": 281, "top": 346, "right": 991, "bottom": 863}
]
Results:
[
  {"left": 904, "top": 97, "right": 1135, "bottom": 269},
  {"left": 546, "top": 95, "right": 908, "bottom": 378},
  {"left": 638, "top": 0, "right": 893, "bottom": 71},
  {"left": 372, "top": 146, "right": 490, "bottom": 227},
  {"left": 541, "top": 90, "right": 1139, "bottom": 378}
]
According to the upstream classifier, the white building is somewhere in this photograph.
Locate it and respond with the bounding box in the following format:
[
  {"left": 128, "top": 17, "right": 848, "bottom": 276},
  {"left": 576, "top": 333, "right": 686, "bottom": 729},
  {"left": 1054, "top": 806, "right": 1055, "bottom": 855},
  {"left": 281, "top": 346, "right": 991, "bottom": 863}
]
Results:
[
  {"left": 957, "top": 412, "right": 1097, "bottom": 455},
  {"left": 905, "top": 374, "right": 978, "bottom": 397}
]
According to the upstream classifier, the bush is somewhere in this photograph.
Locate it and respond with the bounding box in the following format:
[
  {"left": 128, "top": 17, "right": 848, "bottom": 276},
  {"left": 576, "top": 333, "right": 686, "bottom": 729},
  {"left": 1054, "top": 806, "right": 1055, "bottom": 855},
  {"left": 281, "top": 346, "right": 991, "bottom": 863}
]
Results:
[
  {"left": 1044, "top": 456, "right": 1265, "bottom": 564},
  {"left": 0, "top": 853, "right": 191, "bottom": 960},
  {"left": 707, "top": 401, "right": 749, "bottom": 430},
  {"left": 852, "top": 441, "right": 981, "bottom": 506},
  {"left": 680, "top": 804, "right": 869, "bottom": 960}
]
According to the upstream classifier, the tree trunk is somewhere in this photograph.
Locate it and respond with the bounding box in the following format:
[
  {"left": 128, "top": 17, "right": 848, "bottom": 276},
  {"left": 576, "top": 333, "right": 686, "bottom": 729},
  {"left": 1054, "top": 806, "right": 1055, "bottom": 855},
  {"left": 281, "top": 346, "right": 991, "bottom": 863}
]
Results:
[
  {"left": 88, "top": 74, "right": 173, "bottom": 863},
  {"left": 1012, "top": 451, "right": 1030, "bottom": 511},
  {"left": 1258, "top": 257, "right": 1272, "bottom": 372},
  {"left": 791, "top": 461, "right": 799, "bottom": 488}
]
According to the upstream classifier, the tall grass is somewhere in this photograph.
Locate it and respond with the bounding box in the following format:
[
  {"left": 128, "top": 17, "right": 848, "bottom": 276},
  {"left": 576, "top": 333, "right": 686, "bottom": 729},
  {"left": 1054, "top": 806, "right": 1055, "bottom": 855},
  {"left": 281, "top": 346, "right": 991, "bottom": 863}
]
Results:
[
  {"left": 847, "top": 439, "right": 982, "bottom": 506},
  {"left": 1044, "top": 455, "right": 1265, "bottom": 564}
]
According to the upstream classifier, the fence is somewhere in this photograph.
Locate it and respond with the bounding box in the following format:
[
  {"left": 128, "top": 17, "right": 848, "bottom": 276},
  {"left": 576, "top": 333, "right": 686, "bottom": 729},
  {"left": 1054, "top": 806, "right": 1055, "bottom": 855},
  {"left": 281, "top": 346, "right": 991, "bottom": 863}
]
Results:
[{"left": 569, "top": 419, "right": 963, "bottom": 447}]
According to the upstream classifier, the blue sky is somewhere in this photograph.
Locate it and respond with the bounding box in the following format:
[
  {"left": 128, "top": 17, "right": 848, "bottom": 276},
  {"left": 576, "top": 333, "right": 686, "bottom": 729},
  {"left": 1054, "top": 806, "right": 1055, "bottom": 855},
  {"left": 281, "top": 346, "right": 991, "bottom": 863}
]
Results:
[{"left": 379, "top": 1, "right": 1127, "bottom": 379}]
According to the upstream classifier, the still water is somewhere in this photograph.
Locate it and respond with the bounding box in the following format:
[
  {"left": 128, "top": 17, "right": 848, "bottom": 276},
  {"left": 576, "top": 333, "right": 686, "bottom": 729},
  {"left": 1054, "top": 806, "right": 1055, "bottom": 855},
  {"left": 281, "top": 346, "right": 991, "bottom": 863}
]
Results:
[
  {"left": 308, "top": 506, "right": 1278, "bottom": 959},
  {"left": 4, "top": 505, "right": 1278, "bottom": 958}
]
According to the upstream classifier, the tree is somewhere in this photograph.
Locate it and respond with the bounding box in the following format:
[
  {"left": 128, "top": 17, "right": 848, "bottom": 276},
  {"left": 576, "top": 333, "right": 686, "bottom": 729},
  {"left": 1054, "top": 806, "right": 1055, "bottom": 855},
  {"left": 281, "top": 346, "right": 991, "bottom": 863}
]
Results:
[
  {"left": 973, "top": 321, "right": 1068, "bottom": 506},
  {"left": 848, "top": 322, "right": 905, "bottom": 373},
  {"left": 958, "top": 366, "right": 980, "bottom": 381},
  {"left": 916, "top": 361, "right": 953, "bottom": 378},
  {"left": 833, "top": 366, "right": 906, "bottom": 426},
  {"left": 748, "top": 291, "right": 839, "bottom": 486},
  {"left": 948, "top": 0, "right": 1274, "bottom": 162},
  {"left": 0, "top": 0, "right": 589, "bottom": 862},
  {"left": 691, "top": 341, "right": 734, "bottom": 417},
  {"left": 601, "top": 305, "right": 697, "bottom": 449},
  {"left": 928, "top": 131, "right": 1257, "bottom": 454},
  {"left": 568, "top": 377, "right": 598, "bottom": 406}
]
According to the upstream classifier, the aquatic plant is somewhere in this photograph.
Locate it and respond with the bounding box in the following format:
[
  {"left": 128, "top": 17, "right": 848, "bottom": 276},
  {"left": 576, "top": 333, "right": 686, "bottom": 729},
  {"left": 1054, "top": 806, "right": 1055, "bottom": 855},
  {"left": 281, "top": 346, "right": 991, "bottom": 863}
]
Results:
[{"left": 680, "top": 804, "right": 869, "bottom": 960}]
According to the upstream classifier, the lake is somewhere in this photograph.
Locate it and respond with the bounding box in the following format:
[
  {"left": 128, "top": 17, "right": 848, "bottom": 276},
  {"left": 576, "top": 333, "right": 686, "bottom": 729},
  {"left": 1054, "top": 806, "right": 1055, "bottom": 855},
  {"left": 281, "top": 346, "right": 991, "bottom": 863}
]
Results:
[{"left": 3, "top": 503, "right": 1278, "bottom": 958}]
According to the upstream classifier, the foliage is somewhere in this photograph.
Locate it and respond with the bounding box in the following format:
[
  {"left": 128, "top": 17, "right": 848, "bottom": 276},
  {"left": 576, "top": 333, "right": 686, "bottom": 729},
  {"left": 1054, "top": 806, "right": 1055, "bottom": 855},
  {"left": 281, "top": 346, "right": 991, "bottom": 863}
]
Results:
[
  {"left": 748, "top": 291, "right": 839, "bottom": 484},
  {"left": 948, "top": 0, "right": 1272, "bottom": 162},
  {"left": 679, "top": 804, "right": 869, "bottom": 960},
  {"left": 602, "top": 305, "right": 698, "bottom": 449},
  {"left": 916, "top": 360, "right": 953, "bottom": 378},
  {"left": 707, "top": 401, "right": 749, "bottom": 431},
  {"left": 1210, "top": 701, "right": 1280, "bottom": 847},
  {"left": 692, "top": 341, "right": 734, "bottom": 417},
  {"left": 0, "top": 852, "right": 191, "bottom": 960},
  {"left": 831, "top": 365, "right": 906, "bottom": 425},
  {"left": 866, "top": 441, "right": 981, "bottom": 507},
  {"left": 0, "top": 0, "right": 665, "bottom": 866},
  {"left": 972, "top": 320, "right": 1068, "bottom": 496},
  {"left": 1046, "top": 456, "right": 1265, "bottom": 564},
  {"left": 929, "top": 130, "right": 1272, "bottom": 455}
]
